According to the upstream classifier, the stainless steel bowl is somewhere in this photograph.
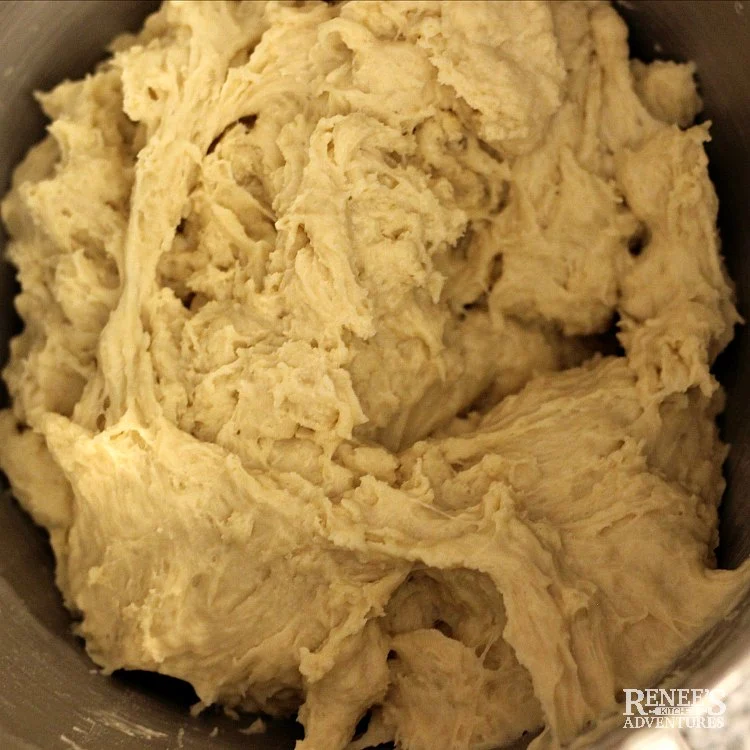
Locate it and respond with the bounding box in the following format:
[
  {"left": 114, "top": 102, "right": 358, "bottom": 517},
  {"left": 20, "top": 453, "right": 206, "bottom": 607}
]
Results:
[{"left": 2, "top": 2, "right": 749, "bottom": 749}]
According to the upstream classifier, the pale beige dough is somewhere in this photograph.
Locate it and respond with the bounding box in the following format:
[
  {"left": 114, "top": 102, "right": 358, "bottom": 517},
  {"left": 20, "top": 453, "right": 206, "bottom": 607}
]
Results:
[{"left": 1, "top": 2, "right": 749, "bottom": 749}]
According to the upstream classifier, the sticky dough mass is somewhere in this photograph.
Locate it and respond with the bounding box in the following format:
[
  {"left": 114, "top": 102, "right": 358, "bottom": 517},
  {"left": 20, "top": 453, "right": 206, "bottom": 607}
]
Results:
[{"left": 1, "top": 1, "right": 749, "bottom": 748}]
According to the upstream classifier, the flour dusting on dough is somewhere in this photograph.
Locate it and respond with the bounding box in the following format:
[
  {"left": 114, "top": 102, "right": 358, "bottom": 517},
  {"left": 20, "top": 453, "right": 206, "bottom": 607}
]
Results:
[{"left": 1, "top": 2, "right": 749, "bottom": 749}]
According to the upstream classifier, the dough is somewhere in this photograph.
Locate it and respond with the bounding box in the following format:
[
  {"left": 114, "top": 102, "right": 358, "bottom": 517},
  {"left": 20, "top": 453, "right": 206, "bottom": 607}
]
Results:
[{"left": 1, "top": 1, "right": 748, "bottom": 748}]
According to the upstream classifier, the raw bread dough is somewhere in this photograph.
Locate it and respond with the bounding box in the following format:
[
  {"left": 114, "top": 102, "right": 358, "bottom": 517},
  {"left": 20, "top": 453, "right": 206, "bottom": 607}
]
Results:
[{"left": 2, "top": 2, "right": 749, "bottom": 749}]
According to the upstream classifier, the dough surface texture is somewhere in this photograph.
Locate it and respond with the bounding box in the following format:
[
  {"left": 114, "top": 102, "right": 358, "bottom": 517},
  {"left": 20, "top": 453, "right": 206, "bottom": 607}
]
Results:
[{"left": 1, "top": 2, "right": 749, "bottom": 748}]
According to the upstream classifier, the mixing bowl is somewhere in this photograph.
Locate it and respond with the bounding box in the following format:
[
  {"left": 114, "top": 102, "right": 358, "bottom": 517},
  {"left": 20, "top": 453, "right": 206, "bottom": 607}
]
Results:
[{"left": 2, "top": 2, "right": 750, "bottom": 749}]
